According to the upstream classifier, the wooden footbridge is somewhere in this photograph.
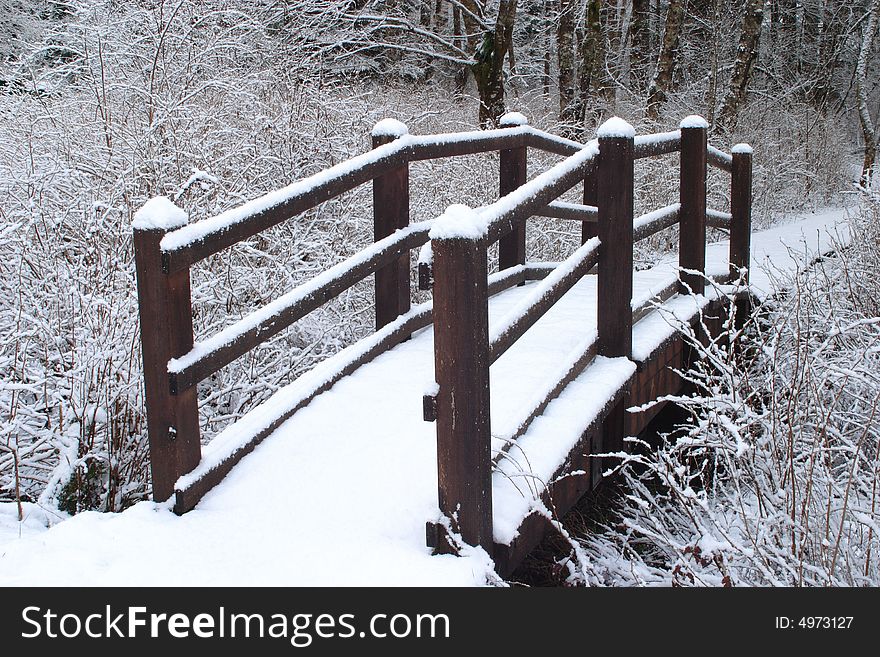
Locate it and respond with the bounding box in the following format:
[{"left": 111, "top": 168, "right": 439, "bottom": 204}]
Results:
[{"left": 133, "top": 114, "right": 752, "bottom": 577}]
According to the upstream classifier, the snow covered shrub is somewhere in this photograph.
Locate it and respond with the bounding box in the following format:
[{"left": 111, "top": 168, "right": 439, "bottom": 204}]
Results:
[{"left": 576, "top": 202, "right": 880, "bottom": 586}]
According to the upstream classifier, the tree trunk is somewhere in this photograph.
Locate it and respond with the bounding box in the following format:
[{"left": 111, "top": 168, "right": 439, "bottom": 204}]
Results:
[
  {"left": 473, "top": 0, "right": 518, "bottom": 127},
  {"left": 576, "top": 0, "right": 609, "bottom": 133},
  {"left": 645, "top": 0, "right": 685, "bottom": 122},
  {"left": 717, "top": 0, "right": 763, "bottom": 130},
  {"left": 856, "top": 0, "right": 880, "bottom": 187},
  {"left": 557, "top": 0, "right": 577, "bottom": 129},
  {"left": 630, "top": 0, "right": 650, "bottom": 92}
]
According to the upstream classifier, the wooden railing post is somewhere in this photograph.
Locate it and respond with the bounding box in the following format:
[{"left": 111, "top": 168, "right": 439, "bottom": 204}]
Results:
[
  {"left": 597, "top": 118, "right": 635, "bottom": 360},
  {"left": 372, "top": 119, "right": 411, "bottom": 330},
  {"left": 730, "top": 143, "right": 753, "bottom": 283},
  {"left": 679, "top": 115, "right": 708, "bottom": 294},
  {"left": 132, "top": 197, "right": 201, "bottom": 502},
  {"left": 498, "top": 112, "right": 528, "bottom": 271},
  {"left": 595, "top": 118, "right": 635, "bottom": 484},
  {"left": 431, "top": 205, "right": 493, "bottom": 553},
  {"left": 582, "top": 165, "right": 599, "bottom": 245}
]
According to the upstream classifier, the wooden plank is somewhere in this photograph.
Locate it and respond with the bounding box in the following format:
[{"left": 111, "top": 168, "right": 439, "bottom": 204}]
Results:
[
  {"left": 730, "top": 146, "right": 753, "bottom": 282},
  {"left": 524, "top": 131, "right": 582, "bottom": 156},
  {"left": 498, "top": 142, "right": 527, "bottom": 271},
  {"left": 133, "top": 226, "right": 201, "bottom": 502},
  {"left": 431, "top": 236, "right": 493, "bottom": 553},
  {"left": 706, "top": 208, "right": 732, "bottom": 229},
  {"left": 170, "top": 226, "right": 430, "bottom": 394},
  {"left": 406, "top": 131, "right": 528, "bottom": 161},
  {"left": 679, "top": 121, "right": 708, "bottom": 294},
  {"left": 373, "top": 131, "right": 411, "bottom": 330}
]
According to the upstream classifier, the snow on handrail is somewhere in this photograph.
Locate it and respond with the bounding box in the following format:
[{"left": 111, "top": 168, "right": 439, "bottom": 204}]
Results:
[
  {"left": 633, "top": 203, "right": 681, "bottom": 243},
  {"left": 707, "top": 144, "right": 733, "bottom": 172},
  {"left": 488, "top": 237, "right": 600, "bottom": 363}
]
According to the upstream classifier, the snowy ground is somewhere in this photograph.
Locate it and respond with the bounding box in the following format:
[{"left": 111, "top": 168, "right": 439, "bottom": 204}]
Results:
[{"left": 0, "top": 206, "right": 852, "bottom": 586}]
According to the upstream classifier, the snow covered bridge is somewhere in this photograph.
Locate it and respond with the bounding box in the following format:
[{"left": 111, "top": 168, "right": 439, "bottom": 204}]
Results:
[
  {"left": 0, "top": 115, "right": 853, "bottom": 585},
  {"left": 129, "top": 114, "right": 758, "bottom": 578}
]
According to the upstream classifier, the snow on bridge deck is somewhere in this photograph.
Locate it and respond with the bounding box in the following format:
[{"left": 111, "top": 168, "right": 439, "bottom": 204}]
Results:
[{"left": 0, "top": 207, "right": 852, "bottom": 586}]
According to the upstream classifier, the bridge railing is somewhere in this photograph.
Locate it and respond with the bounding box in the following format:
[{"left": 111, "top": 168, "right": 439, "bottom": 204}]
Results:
[
  {"left": 423, "top": 116, "right": 753, "bottom": 553},
  {"left": 133, "top": 115, "right": 609, "bottom": 513}
]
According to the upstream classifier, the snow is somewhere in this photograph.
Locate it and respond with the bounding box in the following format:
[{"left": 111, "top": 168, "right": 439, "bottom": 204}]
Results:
[
  {"left": 371, "top": 118, "right": 409, "bottom": 138},
  {"left": 680, "top": 114, "right": 709, "bottom": 129},
  {"left": 428, "top": 203, "right": 484, "bottom": 240},
  {"left": 597, "top": 116, "right": 635, "bottom": 139},
  {"left": 132, "top": 196, "right": 188, "bottom": 231},
  {"left": 635, "top": 130, "right": 680, "bottom": 146},
  {"left": 708, "top": 145, "right": 733, "bottom": 167},
  {"left": 499, "top": 111, "right": 529, "bottom": 127},
  {"left": 732, "top": 143, "right": 753, "bottom": 155},
  {"left": 0, "top": 187, "right": 853, "bottom": 586}
]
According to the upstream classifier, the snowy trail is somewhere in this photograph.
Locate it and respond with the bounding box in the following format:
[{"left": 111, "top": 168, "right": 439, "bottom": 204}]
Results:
[{"left": 0, "top": 206, "right": 852, "bottom": 586}]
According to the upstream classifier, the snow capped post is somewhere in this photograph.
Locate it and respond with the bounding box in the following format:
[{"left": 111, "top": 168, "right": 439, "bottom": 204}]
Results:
[
  {"left": 427, "top": 204, "right": 493, "bottom": 554},
  {"left": 595, "top": 117, "right": 635, "bottom": 483},
  {"left": 498, "top": 112, "right": 528, "bottom": 273},
  {"left": 679, "top": 115, "right": 709, "bottom": 294},
  {"left": 371, "top": 119, "right": 411, "bottom": 331},
  {"left": 730, "top": 143, "right": 753, "bottom": 285},
  {"left": 596, "top": 117, "right": 635, "bottom": 360},
  {"left": 132, "top": 197, "right": 201, "bottom": 502}
]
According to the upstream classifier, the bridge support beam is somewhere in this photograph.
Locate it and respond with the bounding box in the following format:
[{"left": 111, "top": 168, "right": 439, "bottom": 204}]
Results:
[
  {"left": 431, "top": 223, "right": 493, "bottom": 554},
  {"left": 498, "top": 112, "right": 528, "bottom": 272},
  {"left": 372, "top": 120, "right": 411, "bottom": 330},
  {"left": 730, "top": 144, "right": 753, "bottom": 284},
  {"left": 679, "top": 116, "right": 708, "bottom": 294}
]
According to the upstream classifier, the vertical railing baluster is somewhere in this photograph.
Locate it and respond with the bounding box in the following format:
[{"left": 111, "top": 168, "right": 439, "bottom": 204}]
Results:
[
  {"left": 679, "top": 115, "right": 708, "bottom": 294},
  {"left": 730, "top": 143, "right": 753, "bottom": 284},
  {"left": 372, "top": 119, "right": 411, "bottom": 330},
  {"left": 498, "top": 112, "right": 528, "bottom": 272}
]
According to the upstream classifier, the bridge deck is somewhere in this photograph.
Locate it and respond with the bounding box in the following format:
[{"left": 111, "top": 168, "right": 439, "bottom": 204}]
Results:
[{"left": 0, "top": 208, "right": 850, "bottom": 585}]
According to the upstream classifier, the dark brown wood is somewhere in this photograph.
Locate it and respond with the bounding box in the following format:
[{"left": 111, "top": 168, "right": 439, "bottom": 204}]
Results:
[
  {"left": 498, "top": 143, "right": 527, "bottom": 271},
  {"left": 163, "top": 150, "right": 408, "bottom": 274},
  {"left": 582, "top": 167, "right": 599, "bottom": 244},
  {"left": 707, "top": 145, "right": 733, "bottom": 172},
  {"left": 633, "top": 134, "right": 681, "bottom": 159},
  {"left": 418, "top": 261, "right": 432, "bottom": 290},
  {"left": 169, "top": 227, "right": 430, "bottom": 394},
  {"left": 706, "top": 208, "right": 732, "bottom": 229},
  {"left": 679, "top": 123, "right": 708, "bottom": 294},
  {"left": 633, "top": 204, "right": 680, "bottom": 243},
  {"left": 489, "top": 241, "right": 599, "bottom": 363},
  {"left": 523, "top": 131, "right": 581, "bottom": 156},
  {"left": 730, "top": 146, "right": 753, "bottom": 283},
  {"left": 407, "top": 131, "right": 528, "bottom": 161},
  {"left": 133, "top": 226, "right": 201, "bottom": 502},
  {"left": 431, "top": 235, "right": 493, "bottom": 553},
  {"left": 536, "top": 201, "right": 598, "bottom": 222},
  {"left": 373, "top": 132, "right": 411, "bottom": 330},
  {"left": 597, "top": 131, "right": 634, "bottom": 359}
]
